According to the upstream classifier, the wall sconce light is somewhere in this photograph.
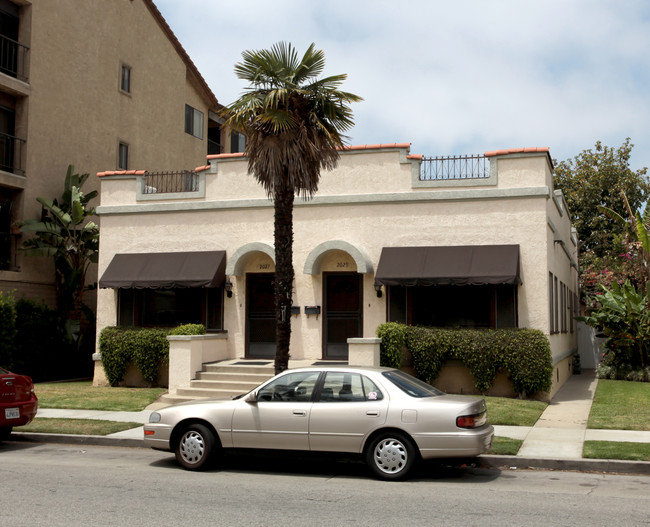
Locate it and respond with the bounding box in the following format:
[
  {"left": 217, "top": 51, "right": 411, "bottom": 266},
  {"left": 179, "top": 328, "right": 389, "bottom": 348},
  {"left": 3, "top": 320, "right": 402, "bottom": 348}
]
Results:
[
  {"left": 374, "top": 284, "right": 383, "bottom": 298},
  {"left": 224, "top": 279, "right": 233, "bottom": 298}
]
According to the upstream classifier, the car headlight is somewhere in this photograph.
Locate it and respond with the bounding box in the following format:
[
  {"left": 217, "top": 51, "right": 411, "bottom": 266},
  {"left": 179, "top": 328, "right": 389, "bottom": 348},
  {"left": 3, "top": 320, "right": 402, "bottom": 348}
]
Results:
[{"left": 149, "top": 412, "right": 161, "bottom": 423}]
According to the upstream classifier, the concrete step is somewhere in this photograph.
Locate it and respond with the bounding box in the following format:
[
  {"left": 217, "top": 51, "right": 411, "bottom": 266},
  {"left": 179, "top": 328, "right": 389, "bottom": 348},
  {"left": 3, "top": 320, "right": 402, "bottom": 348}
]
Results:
[
  {"left": 196, "top": 371, "right": 271, "bottom": 384},
  {"left": 190, "top": 379, "right": 260, "bottom": 391},
  {"left": 175, "top": 386, "right": 247, "bottom": 399},
  {"left": 203, "top": 363, "right": 274, "bottom": 375}
]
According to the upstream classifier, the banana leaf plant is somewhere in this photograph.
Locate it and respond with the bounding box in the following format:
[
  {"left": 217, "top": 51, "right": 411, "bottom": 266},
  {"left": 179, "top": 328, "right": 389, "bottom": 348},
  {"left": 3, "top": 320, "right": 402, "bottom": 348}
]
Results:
[{"left": 20, "top": 165, "right": 99, "bottom": 345}]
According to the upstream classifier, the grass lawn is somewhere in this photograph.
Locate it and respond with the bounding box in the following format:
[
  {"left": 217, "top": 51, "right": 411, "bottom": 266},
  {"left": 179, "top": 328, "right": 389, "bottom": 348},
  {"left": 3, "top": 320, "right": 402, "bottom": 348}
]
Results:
[
  {"left": 484, "top": 396, "right": 547, "bottom": 427},
  {"left": 35, "top": 381, "right": 165, "bottom": 412},
  {"left": 488, "top": 437, "right": 522, "bottom": 456},
  {"left": 587, "top": 380, "right": 650, "bottom": 431},
  {"left": 20, "top": 418, "right": 142, "bottom": 436},
  {"left": 583, "top": 441, "right": 650, "bottom": 462}
]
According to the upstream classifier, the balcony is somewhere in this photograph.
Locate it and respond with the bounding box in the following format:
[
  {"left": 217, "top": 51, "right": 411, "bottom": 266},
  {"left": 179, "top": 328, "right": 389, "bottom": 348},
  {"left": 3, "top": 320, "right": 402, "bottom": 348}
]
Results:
[
  {"left": 0, "top": 132, "right": 25, "bottom": 175},
  {"left": 143, "top": 171, "right": 200, "bottom": 194},
  {"left": 0, "top": 34, "right": 29, "bottom": 82},
  {"left": 419, "top": 154, "right": 489, "bottom": 181}
]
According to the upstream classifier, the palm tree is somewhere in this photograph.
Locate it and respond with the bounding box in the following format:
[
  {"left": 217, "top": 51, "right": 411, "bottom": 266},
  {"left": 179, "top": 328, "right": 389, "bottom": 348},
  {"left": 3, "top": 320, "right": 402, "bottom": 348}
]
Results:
[{"left": 225, "top": 42, "right": 362, "bottom": 373}]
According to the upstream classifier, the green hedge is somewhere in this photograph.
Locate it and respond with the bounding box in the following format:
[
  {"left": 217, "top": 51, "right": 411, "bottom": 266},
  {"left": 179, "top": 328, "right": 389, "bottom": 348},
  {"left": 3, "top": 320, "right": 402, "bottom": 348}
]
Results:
[
  {"left": 377, "top": 323, "right": 553, "bottom": 397},
  {"left": 99, "top": 324, "right": 206, "bottom": 386},
  {"left": 0, "top": 291, "right": 17, "bottom": 369}
]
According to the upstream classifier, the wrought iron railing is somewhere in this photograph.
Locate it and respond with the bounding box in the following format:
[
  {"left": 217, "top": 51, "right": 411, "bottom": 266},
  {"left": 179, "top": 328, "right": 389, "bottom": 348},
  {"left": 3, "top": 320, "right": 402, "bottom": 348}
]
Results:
[
  {"left": 0, "top": 34, "right": 29, "bottom": 82},
  {"left": 143, "top": 171, "right": 200, "bottom": 194},
  {"left": 419, "top": 154, "right": 489, "bottom": 181},
  {"left": 0, "top": 132, "right": 25, "bottom": 175},
  {"left": 207, "top": 139, "right": 223, "bottom": 155}
]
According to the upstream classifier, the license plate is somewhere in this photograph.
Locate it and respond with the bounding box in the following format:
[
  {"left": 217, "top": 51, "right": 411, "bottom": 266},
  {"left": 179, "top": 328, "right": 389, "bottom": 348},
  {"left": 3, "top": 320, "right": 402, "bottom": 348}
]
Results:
[{"left": 5, "top": 408, "right": 19, "bottom": 419}]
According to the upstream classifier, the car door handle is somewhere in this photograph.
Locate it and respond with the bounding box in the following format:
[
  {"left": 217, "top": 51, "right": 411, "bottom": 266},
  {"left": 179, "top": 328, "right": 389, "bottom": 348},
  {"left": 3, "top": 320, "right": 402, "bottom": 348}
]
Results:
[
  {"left": 366, "top": 411, "right": 380, "bottom": 417},
  {"left": 293, "top": 410, "right": 306, "bottom": 417}
]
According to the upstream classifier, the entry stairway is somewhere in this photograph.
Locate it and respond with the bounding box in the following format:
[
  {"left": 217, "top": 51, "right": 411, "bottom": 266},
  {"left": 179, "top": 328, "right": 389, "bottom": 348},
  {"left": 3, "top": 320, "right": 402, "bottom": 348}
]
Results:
[{"left": 158, "top": 361, "right": 276, "bottom": 405}]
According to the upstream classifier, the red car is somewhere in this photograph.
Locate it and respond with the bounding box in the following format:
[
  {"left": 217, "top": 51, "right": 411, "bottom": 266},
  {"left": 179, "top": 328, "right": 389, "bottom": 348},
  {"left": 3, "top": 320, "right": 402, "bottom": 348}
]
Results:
[{"left": 0, "top": 366, "right": 38, "bottom": 440}]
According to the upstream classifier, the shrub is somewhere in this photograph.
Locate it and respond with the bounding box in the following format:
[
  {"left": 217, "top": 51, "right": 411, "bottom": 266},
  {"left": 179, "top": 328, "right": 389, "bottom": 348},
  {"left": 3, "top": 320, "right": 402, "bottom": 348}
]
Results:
[
  {"left": 376, "top": 323, "right": 553, "bottom": 397},
  {"left": 14, "top": 298, "right": 68, "bottom": 381},
  {"left": 100, "top": 324, "right": 206, "bottom": 386},
  {"left": 169, "top": 324, "right": 206, "bottom": 336},
  {"left": 0, "top": 291, "right": 16, "bottom": 368},
  {"left": 376, "top": 322, "right": 405, "bottom": 369}
]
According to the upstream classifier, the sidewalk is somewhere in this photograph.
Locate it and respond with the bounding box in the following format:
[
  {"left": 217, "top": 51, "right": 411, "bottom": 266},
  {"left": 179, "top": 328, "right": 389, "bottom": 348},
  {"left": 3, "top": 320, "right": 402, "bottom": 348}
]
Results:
[{"left": 11, "top": 371, "right": 650, "bottom": 475}]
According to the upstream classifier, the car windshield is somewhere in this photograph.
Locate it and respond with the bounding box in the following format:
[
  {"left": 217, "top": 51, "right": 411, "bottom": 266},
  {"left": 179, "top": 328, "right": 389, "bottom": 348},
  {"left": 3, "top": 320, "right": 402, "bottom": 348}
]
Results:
[
  {"left": 382, "top": 370, "right": 444, "bottom": 398},
  {"left": 0, "top": 366, "right": 7, "bottom": 374}
]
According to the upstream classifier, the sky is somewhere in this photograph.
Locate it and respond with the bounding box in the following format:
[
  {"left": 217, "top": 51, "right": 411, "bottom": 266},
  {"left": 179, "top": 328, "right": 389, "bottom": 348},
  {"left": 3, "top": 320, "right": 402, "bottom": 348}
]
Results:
[{"left": 155, "top": 0, "right": 650, "bottom": 171}]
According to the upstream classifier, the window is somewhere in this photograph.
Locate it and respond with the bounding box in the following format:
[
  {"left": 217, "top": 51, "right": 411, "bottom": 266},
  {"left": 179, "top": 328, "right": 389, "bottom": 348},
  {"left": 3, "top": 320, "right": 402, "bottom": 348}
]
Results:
[
  {"left": 383, "top": 370, "right": 444, "bottom": 398},
  {"left": 117, "top": 287, "right": 223, "bottom": 330},
  {"left": 184, "top": 104, "right": 203, "bottom": 139},
  {"left": 257, "top": 371, "right": 320, "bottom": 402},
  {"left": 549, "top": 273, "right": 555, "bottom": 334},
  {"left": 230, "top": 131, "right": 246, "bottom": 153},
  {"left": 118, "top": 142, "right": 129, "bottom": 170},
  {"left": 318, "top": 372, "right": 384, "bottom": 402},
  {"left": 120, "top": 63, "right": 131, "bottom": 93},
  {"left": 388, "top": 283, "right": 517, "bottom": 329}
]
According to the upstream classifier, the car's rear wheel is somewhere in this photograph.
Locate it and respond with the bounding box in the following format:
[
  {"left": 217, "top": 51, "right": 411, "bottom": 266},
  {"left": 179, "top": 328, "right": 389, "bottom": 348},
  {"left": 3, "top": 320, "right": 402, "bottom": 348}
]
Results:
[
  {"left": 0, "top": 427, "right": 12, "bottom": 442},
  {"left": 174, "top": 424, "right": 216, "bottom": 471},
  {"left": 365, "top": 431, "right": 417, "bottom": 480}
]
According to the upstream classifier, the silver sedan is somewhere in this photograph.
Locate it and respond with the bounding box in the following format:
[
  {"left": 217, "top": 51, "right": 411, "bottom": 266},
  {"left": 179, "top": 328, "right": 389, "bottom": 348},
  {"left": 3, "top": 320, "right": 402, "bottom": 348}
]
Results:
[{"left": 145, "top": 366, "right": 494, "bottom": 480}]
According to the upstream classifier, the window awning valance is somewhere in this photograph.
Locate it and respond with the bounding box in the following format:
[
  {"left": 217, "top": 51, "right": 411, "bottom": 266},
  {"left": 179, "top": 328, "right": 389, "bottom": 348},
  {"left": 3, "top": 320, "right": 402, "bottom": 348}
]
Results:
[
  {"left": 99, "top": 251, "right": 226, "bottom": 289},
  {"left": 374, "top": 245, "right": 521, "bottom": 287}
]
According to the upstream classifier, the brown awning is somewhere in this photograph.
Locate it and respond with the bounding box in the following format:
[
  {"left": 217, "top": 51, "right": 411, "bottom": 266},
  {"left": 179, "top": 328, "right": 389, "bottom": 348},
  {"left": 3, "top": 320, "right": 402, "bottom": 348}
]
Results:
[
  {"left": 99, "top": 251, "right": 226, "bottom": 289},
  {"left": 374, "top": 245, "right": 521, "bottom": 287}
]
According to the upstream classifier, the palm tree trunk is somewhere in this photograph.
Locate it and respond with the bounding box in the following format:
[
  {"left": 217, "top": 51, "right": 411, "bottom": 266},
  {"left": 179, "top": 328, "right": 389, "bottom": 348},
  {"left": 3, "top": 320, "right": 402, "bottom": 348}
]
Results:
[{"left": 273, "top": 184, "right": 294, "bottom": 374}]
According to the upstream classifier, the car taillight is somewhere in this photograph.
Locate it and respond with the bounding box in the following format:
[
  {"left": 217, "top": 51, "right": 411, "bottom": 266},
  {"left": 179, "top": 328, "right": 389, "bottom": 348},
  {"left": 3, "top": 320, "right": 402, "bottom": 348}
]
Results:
[{"left": 456, "top": 411, "right": 487, "bottom": 429}]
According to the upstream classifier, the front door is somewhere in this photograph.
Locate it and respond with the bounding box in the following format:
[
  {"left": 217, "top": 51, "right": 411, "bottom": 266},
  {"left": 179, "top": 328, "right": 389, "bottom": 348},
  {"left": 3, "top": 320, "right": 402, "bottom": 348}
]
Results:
[
  {"left": 246, "top": 273, "right": 275, "bottom": 358},
  {"left": 323, "top": 273, "right": 362, "bottom": 359}
]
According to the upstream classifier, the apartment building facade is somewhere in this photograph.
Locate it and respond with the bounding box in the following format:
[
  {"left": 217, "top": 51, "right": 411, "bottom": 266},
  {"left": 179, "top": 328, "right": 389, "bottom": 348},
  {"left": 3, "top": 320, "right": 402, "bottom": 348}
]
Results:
[
  {"left": 0, "top": 0, "right": 242, "bottom": 306},
  {"left": 95, "top": 145, "right": 579, "bottom": 397}
]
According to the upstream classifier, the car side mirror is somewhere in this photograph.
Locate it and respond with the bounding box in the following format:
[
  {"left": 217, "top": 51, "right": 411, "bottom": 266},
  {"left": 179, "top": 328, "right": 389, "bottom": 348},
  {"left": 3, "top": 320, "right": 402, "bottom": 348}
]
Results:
[{"left": 245, "top": 391, "right": 257, "bottom": 403}]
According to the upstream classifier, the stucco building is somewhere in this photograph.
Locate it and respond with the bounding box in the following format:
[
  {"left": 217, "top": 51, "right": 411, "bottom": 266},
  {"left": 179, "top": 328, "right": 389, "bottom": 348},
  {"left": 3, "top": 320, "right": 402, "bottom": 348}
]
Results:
[
  {"left": 0, "top": 0, "right": 242, "bottom": 305},
  {"left": 95, "top": 144, "right": 579, "bottom": 397}
]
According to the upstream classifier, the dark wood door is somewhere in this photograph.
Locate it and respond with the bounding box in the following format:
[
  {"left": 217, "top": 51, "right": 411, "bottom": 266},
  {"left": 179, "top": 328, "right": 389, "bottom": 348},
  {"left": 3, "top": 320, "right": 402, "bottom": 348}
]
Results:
[
  {"left": 323, "top": 273, "right": 362, "bottom": 359},
  {"left": 246, "top": 273, "right": 276, "bottom": 358}
]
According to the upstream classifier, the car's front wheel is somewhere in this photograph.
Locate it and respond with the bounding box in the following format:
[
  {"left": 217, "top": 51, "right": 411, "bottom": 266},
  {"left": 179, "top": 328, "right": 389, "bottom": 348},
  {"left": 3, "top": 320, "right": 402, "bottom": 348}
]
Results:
[
  {"left": 365, "top": 431, "right": 417, "bottom": 480},
  {"left": 174, "top": 424, "right": 217, "bottom": 471}
]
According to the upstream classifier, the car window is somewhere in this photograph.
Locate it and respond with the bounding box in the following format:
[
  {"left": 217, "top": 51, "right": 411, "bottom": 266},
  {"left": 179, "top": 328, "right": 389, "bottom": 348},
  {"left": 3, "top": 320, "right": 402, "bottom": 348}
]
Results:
[
  {"left": 318, "top": 372, "right": 384, "bottom": 402},
  {"left": 382, "top": 370, "right": 444, "bottom": 398},
  {"left": 257, "top": 371, "right": 319, "bottom": 402}
]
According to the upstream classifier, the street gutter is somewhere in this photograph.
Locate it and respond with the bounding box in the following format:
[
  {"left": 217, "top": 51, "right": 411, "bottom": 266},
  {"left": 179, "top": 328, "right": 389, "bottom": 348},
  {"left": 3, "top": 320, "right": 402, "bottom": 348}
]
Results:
[{"left": 9, "top": 432, "right": 650, "bottom": 476}]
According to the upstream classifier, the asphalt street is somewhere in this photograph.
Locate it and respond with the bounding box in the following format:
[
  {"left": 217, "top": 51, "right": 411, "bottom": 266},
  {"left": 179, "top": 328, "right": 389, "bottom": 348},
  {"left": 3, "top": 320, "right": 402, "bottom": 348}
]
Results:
[{"left": 1, "top": 442, "right": 649, "bottom": 527}]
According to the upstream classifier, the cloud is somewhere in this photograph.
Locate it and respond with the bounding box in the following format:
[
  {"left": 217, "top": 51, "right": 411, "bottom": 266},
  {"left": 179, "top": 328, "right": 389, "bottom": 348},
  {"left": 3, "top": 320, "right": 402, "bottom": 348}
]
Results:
[{"left": 155, "top": 0, "right": 650, "bottom": 169}]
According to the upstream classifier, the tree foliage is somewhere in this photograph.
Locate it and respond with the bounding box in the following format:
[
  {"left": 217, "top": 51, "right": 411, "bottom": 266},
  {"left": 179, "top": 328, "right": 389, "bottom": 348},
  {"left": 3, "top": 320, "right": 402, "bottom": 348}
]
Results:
[
  {"left": 225, "top": 42, "right": 361, "bottom": 373},
  {"left": 20, "top": 165, "right": 99, "bottom": 345},
  {"left": 579, "top": 280, "right": 650, "bottom": 370},
  {"left": 554, "top": 138, "right": 649, "bottom": 256}
]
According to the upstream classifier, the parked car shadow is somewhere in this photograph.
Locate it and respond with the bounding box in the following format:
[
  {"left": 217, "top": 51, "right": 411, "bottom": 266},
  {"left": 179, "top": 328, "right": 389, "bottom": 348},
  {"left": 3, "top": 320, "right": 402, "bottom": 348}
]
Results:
[{"left": 149, "top": 449, "right": 502, "bottom": 482}]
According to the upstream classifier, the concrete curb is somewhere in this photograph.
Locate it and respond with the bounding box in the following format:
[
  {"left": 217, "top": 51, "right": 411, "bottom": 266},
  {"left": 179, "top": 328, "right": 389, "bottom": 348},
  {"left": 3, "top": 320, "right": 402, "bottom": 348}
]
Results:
[
  {"left": 10, "top": 432, "right": 146, "bottom": 449},
  {"left": 9, "top": 433, "right": 650, "bottom": 476},
  {"left": 480, "top": 455, "right": 650, "bottom": 476}
]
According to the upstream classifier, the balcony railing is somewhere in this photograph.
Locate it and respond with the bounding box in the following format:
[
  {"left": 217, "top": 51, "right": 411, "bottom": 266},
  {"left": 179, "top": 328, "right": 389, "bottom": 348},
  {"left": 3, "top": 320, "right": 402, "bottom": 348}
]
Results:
[
  {"left": 419, "top": 154, "right": 489, "bottom": 181},
  {"left": 0, "top": 132, "right": 25, "bottom": 175},
  {"left": 0, "top": 34, "right": 29, "bottom": 82},
  {"left": 143, "top": 171, "right": 199, "bottom": 194},
  {"left": 207, "top": 139, "right": 223, "bottom": 155}
]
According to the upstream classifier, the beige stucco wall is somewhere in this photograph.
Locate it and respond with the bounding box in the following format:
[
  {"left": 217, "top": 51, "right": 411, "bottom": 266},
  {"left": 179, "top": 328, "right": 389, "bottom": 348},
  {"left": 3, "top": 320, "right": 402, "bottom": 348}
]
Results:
[
  {"left": 0, "top": 0, "right": 224, "bottom": 307},
  {"left": 96, "top": 146, "right": 578, "bottom": 379}
]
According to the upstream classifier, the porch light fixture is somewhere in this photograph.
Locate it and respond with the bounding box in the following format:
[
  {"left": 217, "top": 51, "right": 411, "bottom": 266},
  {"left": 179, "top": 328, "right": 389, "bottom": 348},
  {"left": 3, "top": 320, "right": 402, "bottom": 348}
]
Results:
[
  {"left": 374, "top": 283, "right": 383, "bottom": 298},
  {"left": 224, "top": 279, "right": 233, "bottom": 298}
]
